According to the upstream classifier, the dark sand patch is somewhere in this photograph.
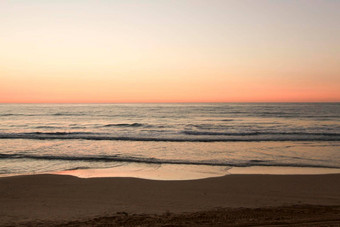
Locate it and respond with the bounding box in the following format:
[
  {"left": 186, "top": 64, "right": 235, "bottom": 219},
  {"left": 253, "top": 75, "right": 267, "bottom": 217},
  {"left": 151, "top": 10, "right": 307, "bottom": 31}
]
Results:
[{"left": 57, "top": 205, "right": 340, "bottom": 227}]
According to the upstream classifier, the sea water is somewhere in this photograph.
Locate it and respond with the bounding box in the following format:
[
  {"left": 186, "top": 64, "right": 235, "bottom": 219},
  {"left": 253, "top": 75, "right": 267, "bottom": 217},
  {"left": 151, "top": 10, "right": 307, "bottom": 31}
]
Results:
[{"left": 0, "top": 103, "right": 339, "bottom": 179}]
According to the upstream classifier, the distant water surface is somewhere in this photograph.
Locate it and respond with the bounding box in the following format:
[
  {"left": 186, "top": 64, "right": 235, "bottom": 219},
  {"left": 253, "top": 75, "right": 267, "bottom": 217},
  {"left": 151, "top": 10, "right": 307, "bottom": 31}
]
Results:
[{"left": 0, "top": 103, "right": 339, "bottom": 178}]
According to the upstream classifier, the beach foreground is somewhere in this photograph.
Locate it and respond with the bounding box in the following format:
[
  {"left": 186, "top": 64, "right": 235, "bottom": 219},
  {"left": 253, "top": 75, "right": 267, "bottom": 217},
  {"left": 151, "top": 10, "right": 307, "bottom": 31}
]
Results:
[{"left": 1, "top": 174, "right": 340, "bottom": 226}]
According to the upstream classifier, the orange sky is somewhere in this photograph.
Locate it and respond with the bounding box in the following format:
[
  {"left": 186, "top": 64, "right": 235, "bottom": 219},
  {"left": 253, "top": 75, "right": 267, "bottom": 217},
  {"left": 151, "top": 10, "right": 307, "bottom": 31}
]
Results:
[{"left": 1, "top": 0, "right": 339, "bottom": 103}]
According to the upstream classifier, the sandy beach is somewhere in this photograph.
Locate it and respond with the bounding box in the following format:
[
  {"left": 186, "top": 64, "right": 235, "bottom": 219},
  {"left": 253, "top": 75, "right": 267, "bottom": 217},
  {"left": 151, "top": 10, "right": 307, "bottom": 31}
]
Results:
[
  {"left": 1, "top": 0, "right": 340, "bottom": 224},
  {"left": 1, "top": 174, "right": 340, "bottom": 226}
]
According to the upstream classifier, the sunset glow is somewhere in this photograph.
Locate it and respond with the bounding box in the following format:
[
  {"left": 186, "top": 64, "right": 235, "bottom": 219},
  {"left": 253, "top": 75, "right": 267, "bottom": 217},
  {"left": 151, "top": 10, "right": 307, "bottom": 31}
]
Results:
[{"left": 1, "top": 0, "right": 339, "bottom": 103}]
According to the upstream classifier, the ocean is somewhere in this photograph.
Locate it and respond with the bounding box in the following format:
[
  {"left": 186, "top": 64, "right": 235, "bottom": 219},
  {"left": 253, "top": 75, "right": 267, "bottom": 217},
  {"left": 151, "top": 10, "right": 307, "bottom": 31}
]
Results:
[{"left": 0, "top": 103, "right": 339, "bottom": 179}]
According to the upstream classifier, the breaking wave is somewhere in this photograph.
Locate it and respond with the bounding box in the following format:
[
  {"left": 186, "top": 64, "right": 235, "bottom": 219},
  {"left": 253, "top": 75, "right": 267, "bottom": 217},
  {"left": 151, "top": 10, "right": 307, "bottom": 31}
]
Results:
[
  {"left": 103, "top": 123, "right": 144, "bottom": 127},
  {"left": 0, "top": 131, "right": 339, "bottom": 142},
  {"left": 0, "top": 153, "right": 338, "bottom": 168}
]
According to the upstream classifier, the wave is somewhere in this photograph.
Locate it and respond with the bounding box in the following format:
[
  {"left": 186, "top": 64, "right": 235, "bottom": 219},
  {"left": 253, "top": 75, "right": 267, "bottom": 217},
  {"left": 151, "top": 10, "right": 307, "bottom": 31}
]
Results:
[
  {"left": 0, "top": 153, "right": 338, "bottom": 169},
  {"left": 35, "top": 126, "right": 63, "bottom": 129},
  {"left": 52, "top": 113, "right": 85, "bottom": 116},
  {"left": 0, "top": 114, "right": 16, "bottom": 117},
  {"left": 0, "top": 132, "right": 339, "bottom": 142},
  {"left": 1, "top": 113, "right": 86, "bottom": 117},
  {"left": 27, "top": 132, "right": 93, "bottom": 135},
  {"left": 182, "top": 130, "right": 340, "bottom": 136},
  {"left": 101, "top": 123, "right": 167, "bottom": 128},
  {"left": 0, "top": 113, "right": 34, "bottom": 117},
  {"left": 66, "top": 166, "right": 92, "bottom": 170},
  {"left": 103, "top": 123, "right": 144, "bottom": 128}
]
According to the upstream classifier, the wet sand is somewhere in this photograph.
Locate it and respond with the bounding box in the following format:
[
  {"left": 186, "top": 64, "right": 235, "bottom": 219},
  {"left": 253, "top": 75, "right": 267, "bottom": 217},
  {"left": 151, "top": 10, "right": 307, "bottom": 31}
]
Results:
[{"left": 1, "top": 174, "right": 340, "bottom": 226}]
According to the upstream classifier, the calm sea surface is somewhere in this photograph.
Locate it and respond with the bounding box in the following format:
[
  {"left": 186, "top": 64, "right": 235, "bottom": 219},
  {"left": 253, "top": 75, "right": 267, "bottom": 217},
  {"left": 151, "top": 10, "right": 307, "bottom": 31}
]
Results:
[{"left": 0, "top": 103, "right": 339, "bottom": 177}]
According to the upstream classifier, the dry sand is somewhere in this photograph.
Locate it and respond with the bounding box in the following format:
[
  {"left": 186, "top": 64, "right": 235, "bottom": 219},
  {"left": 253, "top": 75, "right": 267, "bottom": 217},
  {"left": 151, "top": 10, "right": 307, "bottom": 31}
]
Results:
[{"left": 1, "top": 174, "right": 340, "bottom": 226}]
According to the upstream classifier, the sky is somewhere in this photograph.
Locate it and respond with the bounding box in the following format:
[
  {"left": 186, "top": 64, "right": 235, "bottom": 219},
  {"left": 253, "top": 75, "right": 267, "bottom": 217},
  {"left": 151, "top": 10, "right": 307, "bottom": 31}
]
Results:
[{"left": 1, "top": 0, "right": 339, "bottom": 103}]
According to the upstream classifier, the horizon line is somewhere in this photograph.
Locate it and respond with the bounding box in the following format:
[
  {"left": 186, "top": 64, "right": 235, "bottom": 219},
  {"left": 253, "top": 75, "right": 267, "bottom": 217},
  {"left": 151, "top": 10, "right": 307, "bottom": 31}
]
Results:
[{"left": 1, "top": 101, "right": 339, "bottom": 104}]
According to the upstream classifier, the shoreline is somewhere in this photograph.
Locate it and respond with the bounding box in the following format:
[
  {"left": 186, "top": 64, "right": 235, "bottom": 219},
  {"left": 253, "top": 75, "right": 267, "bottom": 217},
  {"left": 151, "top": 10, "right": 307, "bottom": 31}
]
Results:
[
  {"left": 2, "top": 165, "right": 340, "bottom": 180},
  {"left": 1, "top": 173, "right": 340, "bottom": 225},
  {"left": 48, "top": 165, "right": 340, "bottom": 180}
]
